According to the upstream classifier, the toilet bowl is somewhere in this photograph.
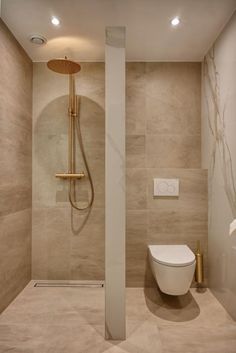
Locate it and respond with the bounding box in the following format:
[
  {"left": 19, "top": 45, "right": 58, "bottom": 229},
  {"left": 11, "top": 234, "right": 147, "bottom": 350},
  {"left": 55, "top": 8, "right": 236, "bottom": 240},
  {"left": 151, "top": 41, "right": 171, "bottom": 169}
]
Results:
[{"left": 148, "top": 245, "right": 196, "bottom": 296}]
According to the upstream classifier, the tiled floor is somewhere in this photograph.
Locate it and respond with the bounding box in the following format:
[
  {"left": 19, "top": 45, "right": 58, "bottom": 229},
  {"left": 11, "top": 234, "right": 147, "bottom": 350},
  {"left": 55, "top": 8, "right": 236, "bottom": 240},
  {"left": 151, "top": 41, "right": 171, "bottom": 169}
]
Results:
[{"left": 0, "top": 281, "right": 236, "bottom": 352}]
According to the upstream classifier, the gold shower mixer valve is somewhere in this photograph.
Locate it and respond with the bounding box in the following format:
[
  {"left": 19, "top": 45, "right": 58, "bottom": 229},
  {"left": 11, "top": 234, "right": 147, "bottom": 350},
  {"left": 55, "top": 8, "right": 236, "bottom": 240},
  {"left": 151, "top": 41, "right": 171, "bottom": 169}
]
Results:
[{"left": 55, "top": 172, "right": 85, "bottom": 179}]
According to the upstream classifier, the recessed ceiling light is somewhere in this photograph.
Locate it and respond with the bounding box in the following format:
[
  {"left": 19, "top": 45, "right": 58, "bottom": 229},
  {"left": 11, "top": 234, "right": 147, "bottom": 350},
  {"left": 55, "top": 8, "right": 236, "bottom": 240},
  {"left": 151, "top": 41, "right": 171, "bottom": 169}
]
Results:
[
  {"left": 171, "top": 17, "right": 180, "bottom": 26},
  {"left": 51, "top": 16, "right": 60, "bottom": 26}
]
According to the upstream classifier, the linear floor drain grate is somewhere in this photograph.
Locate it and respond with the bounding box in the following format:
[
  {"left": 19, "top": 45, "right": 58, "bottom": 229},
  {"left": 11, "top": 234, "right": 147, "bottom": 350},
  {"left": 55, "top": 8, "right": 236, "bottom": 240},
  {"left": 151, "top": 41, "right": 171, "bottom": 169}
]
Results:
[{"left": 34, "top": 282, "right": 104, "bottom": 288}]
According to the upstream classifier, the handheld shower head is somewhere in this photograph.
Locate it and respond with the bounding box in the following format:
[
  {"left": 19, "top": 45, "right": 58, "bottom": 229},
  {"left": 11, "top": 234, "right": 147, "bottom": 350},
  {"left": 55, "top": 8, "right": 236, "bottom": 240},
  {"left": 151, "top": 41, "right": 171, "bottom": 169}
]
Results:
[{"left": 47, "top": 57, "right": 81, "bottom": 75}]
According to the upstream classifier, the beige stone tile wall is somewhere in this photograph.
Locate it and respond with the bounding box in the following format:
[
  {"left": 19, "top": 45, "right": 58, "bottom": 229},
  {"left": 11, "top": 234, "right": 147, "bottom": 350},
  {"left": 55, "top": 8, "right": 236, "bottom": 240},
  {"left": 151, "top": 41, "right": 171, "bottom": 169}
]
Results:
[
  {"left": 202, "top": 12, "right": 236, "bottom": 319},
  {"left": 32, "top": 62, "right": 207, "bottom": 287},
  {"left": 126, "top": 62, "right": 208, "bottom": 287},
  {"left": 0, "top": 19, "right": 32, "bottom": 312}
]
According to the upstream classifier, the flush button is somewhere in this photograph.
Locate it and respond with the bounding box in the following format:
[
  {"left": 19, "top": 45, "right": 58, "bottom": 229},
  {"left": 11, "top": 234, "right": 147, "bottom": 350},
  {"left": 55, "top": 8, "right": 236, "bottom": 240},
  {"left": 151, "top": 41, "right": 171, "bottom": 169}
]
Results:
[{"left": 154, "top": 178, "right": 179, "bottom": 197}]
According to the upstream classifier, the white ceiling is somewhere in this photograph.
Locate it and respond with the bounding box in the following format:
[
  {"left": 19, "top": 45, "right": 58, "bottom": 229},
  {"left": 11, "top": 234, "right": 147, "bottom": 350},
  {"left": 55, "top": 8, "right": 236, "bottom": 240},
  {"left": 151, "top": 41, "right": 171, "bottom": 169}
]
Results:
[{"left": 1, "top": 0, "right": 236, "bottom": 62}]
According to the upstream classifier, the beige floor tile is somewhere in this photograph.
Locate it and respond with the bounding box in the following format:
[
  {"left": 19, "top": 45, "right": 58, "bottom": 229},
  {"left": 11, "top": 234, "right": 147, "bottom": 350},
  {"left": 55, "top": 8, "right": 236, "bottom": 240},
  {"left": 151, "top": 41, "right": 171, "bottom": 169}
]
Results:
[{"left": 0, "top": 282, "right": 236, "bottom": 353}]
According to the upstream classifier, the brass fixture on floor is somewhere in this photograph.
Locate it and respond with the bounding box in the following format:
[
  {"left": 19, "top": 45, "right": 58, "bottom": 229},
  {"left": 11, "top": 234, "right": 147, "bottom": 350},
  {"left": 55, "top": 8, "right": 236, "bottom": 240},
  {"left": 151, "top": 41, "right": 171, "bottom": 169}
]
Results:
[
  {"left": 47, "top": 57, "right": 94, "bottom": 211},
  {"left": 195, "top": 240, "right": 204, "bottom": 284}
]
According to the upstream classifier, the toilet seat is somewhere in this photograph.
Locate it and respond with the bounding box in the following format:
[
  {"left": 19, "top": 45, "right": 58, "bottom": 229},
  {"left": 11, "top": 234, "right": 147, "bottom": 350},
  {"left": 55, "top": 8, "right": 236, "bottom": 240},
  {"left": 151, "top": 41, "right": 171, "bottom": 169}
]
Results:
[{"left": 148, "top": 245, "right": 196, "bottom": 267}]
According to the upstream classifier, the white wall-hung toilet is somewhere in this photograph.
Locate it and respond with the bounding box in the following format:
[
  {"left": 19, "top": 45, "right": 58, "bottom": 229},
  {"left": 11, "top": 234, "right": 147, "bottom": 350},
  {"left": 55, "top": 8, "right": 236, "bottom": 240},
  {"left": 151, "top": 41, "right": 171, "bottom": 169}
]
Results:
[{"left": 148, "top": 245, "right": 196, "bottom": 296}]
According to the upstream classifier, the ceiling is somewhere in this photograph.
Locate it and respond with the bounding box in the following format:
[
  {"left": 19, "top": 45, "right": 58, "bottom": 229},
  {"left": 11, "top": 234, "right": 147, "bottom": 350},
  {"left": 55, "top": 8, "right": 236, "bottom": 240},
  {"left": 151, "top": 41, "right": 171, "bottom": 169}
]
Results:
[{"left": 1, "top": 0, "right": 236, "bottom": 62}]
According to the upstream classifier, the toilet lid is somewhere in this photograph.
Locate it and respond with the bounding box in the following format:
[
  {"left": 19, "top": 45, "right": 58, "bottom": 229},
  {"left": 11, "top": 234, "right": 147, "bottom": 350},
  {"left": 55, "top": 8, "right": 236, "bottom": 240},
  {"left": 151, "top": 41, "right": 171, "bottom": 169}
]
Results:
[{"left": 149, "top": 245, "right": 196, "bottom": 267}]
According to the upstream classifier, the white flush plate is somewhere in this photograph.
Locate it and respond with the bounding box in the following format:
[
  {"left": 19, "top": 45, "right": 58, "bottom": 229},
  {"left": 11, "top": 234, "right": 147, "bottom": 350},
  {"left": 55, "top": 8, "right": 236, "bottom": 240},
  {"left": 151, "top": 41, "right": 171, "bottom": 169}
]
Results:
[{"left": 154, "top": 178, "right": 179, "bottom": 197}]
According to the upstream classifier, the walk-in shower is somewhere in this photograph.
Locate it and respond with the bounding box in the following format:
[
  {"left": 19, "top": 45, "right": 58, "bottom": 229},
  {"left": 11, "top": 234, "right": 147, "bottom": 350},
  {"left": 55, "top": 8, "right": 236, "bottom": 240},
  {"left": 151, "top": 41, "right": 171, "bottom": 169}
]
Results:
[{"left": 47, "top": 57, "right": 94, "bottom": 210}]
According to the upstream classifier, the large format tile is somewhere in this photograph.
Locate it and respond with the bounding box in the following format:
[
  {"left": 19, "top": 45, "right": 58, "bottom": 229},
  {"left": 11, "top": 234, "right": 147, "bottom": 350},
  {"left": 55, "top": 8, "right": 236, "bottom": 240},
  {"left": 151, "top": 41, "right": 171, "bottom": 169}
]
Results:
[
  {"left": 32, "top": 207, "right": 105, "bottom": 280},
  {"left": 70, "top": 208, "right": 105, "bottom": 280},
  {"left": 0, "top": 209, "right": 31, "bottom": 312},
  {"left": 1, "top": 284, "right": 236, "bottom": 353},
  {"left": 126, "top": 210, "right": 152, "bottom": 287},
  {"left": 0, "top": 184, "right": 31, "bottom": 217},
  {"left": 126, "top": 168, "right": 147, "bottom": 210},
  {"left": 146, "top": 134, "right": 201, "bottom": 168},
  {"left": 126, "top": 135, "right": 146, "bottom": 168},
  {"left": 0, "top": 19, "right": 32, "bottom": 313},
  {"left": 145, "top": 62, "right": 201, "bottom": 136},
  {"left": 159, "top": 324, "right": 236, "bottom": 353},
  {"left": 147, "top": 168, "right": 207, "bottom": 211},
  {"left": 125, "top": 63, "right": 204, "bottom": 287},
  {"left": 126, "top": 63, "right": 146, "bottom": 135},
  {"left": 148, "top": 209, "right": 207, "bottom": 236}
]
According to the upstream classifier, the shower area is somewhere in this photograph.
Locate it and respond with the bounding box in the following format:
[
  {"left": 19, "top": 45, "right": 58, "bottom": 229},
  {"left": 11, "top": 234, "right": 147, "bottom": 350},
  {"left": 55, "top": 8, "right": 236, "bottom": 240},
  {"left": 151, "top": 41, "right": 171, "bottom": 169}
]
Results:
[
  {"left": 0, "top": 0, "right": 126, "bottom": 341},
  {"left": 33, "top": 60, "right": 104, "bottom": 282}
]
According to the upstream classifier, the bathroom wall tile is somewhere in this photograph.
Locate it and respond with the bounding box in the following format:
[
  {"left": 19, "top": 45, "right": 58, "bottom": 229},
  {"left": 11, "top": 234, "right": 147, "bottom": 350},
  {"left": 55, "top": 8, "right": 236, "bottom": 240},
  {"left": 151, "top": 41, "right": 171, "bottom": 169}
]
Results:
[
  {"left": 0, "top": 143, "right": 31, "bottom": 188},
  {"left": 126, "top": 63, "right": 146, "bottom": 135},
  {"left": 147, "top": 168, "right": 208, "bottom": 211},
  {"left": 147, "top": 209, "right": 207, "bottom": 236},
  {"left": 32, "top": 207, "right": 71, "bottom": 279},
  {"left": 125, "top": 63, "right": 205, "bottom": 287},
  {"left": 202, "top": 13, "right": 236, "bottom": 318},
  {"left": 126, "top": 168, "right": 147, "bottom": 210},
  {"left": 70, "top": 251, "right": 104, "bottom": 281},
  {"left": 32, "top": 61, "right": 205, "bottom": 288},
  {"left": 145, "top": 62, "right": 201, "bottom": 135},
  {"left": 148, "top": 231, "right": 207, "bottom": 255},
  {"left": 146, "top": 134, "right": 201, "bottom": 168},
  {"left": 0, "top": 19, "right": 32, "bottom": 312},
  {"left": 126, "top": 135, "right": 146, "bottom": 168},
  {"left": 0, "top": 112, "right": 32, "bottom": 159},
  {"left": 31, "top": 208, "right": 48, "bottom": 279},
  {"left": 45, "top": 208, "right": 71, "bottom": 279},
  {"left": 145, "top": 62, "right": 201, "bottom": 97},
  {"left": 0, "top": 23, "right": 32, "bottom": 112},
  {"left": 126, "top": 210, "right": 147, "bottom": 286},
  {"left": 126, "top": 62, "right": 146, "bottom": 86},
  {"left": 126, "top": 210, "right": 148, "bottom": 244},
  {"left": 126, "top": 210, "right": 152, "bottom": 286},
  {"left": 0, "top": 209, "right": 31, "bottom": 312},
  {"left": 32, "top": 206, "right": 105, "bottom": 280},
  {"left": 77, "top": 63, "right": 105, "bottom": 109},
  {"left": 147, "top": 211, "right": 208, "bottom": 264},
  {"left": 70, "top": 208, "right": 105, "bottom": 280},
  {"left": 0, "top": 184, "right": 31, "bottom": 217},
  {"left": 146, "top": 97, "right": 201, "bottom": 136}
]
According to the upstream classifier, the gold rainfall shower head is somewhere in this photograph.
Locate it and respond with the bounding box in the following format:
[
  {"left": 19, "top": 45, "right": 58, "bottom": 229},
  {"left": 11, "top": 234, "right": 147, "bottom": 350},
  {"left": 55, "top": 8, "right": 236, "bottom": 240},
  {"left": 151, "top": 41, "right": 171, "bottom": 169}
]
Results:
[{"left": 47, "top": 57, "right": 81, "bottom": 75}]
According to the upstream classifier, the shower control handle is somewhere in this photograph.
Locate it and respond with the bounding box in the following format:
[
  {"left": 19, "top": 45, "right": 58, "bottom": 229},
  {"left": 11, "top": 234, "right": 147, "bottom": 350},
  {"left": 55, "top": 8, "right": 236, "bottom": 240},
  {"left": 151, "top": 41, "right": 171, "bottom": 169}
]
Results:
[{"left": 55, "top": 172, "right": 85, "bottom": 179}]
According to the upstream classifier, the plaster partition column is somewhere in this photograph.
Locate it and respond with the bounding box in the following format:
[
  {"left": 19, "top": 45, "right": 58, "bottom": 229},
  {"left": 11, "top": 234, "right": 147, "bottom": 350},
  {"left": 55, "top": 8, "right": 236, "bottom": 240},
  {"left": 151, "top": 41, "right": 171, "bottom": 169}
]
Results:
[{"left": 105, "top": 27, "right": 126, "bottom": 340}]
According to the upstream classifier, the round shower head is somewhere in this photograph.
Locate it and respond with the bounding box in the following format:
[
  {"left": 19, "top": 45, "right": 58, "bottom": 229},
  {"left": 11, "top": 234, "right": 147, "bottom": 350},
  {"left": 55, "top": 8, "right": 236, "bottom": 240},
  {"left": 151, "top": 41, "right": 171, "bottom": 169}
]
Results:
[{"left": 47, "top": 57, "right": 81, "bottom": 75}]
